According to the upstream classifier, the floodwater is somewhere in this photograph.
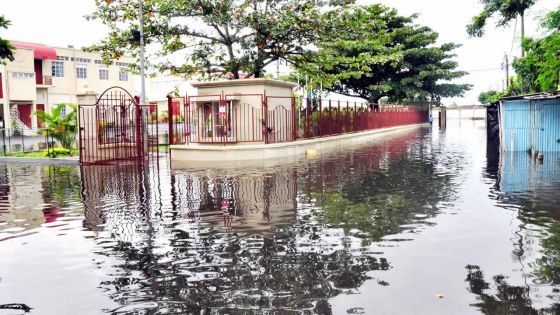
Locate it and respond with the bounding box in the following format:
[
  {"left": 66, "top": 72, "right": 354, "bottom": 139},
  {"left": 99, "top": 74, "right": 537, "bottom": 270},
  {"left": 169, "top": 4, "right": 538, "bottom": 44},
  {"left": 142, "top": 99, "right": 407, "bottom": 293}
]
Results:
[{"left": 1, "top": 120, "right": 560, "bottom": 314}]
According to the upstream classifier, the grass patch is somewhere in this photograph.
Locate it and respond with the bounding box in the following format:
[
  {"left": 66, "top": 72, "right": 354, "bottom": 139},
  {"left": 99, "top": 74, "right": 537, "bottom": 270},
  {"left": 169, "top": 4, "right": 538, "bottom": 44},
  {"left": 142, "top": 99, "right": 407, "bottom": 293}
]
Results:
[{"left": 5, "top": 148, "right": 79, "bottom": 158}]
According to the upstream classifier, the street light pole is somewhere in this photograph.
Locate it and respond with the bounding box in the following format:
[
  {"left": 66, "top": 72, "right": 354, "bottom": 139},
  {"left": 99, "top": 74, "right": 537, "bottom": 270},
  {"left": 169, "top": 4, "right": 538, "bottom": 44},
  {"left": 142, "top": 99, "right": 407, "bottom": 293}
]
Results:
[{"left": 139, "top": 0, "right": 146, "bottom": 105}]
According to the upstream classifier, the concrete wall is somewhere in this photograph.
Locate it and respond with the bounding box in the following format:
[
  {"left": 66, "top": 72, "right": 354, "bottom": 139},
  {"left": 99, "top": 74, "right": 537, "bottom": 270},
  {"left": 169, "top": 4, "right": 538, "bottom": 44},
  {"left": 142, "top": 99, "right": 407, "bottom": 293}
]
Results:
[
  {"left": 436, "top": 108, "right": 486, "bottom": 120},
  {"left": 171, "top": 124, "right": 424, "bottom": 166},
  {"left": 5, "top": 48, "right": 36, "bottom": 102}
]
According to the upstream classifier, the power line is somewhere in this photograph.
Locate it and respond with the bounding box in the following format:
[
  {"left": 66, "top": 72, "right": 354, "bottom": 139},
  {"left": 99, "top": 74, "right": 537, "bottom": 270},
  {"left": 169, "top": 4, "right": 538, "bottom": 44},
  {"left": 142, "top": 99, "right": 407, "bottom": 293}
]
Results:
[{"left": 462, "top": 68, "right": 502, "bottom": 72}]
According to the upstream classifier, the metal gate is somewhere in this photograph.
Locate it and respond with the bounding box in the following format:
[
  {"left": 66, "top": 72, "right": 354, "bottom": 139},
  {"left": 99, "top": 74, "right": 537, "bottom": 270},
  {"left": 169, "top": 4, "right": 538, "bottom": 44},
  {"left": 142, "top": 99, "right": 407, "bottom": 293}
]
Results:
[
  {"left": 167, "top": 93, "right": 269, "bottom": 144},
  {"left": 79, "top": 87, "right": 159, "bottom": 165}
]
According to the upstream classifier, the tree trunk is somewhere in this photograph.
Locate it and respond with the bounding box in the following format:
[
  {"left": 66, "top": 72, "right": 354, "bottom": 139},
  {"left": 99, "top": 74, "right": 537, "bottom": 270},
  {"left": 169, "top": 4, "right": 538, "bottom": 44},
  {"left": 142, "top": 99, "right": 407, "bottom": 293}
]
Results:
[{"left": 224, "top": 27, "right": 239, "bottom": 79}]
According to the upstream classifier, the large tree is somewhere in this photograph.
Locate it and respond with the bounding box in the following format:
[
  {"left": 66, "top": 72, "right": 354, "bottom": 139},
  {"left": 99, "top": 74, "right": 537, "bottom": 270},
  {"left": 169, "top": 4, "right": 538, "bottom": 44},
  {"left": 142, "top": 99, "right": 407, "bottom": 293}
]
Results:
[
  {"left": 0, "top": 16, "right": 15, "bottom": 64},
  {"left": 87, "top": 0, "right": 351, "bottom": 79},
  {"left": 512, "top": 7, "right": 560, "bottom": 92},
  {"left": 294, "top": 4, "right": 470, "bottom": 104}
]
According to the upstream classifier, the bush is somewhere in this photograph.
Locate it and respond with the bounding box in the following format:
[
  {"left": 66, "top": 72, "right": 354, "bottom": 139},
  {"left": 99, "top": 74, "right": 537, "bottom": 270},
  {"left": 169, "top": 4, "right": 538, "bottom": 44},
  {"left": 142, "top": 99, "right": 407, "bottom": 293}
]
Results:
[{"left": 43, "top": 147, "right": 72, "bottom": 158}]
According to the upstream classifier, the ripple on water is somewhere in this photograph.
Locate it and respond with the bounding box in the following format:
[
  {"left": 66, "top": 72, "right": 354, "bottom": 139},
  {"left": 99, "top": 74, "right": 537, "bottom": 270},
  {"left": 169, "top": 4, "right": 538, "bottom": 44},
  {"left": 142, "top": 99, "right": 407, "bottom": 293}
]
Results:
[{"left": 1, "top": 127, "right": 560, "bottom": 313}]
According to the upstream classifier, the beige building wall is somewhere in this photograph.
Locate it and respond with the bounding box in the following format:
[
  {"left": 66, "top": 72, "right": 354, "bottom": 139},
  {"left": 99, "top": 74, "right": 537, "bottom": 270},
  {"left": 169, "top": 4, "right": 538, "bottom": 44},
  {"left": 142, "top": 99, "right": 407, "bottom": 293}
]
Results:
[
  {"left": 48, "top": 46, "right": 135, "bottom": 105},
  {"left": 4, "top": 48, "right": 36, "bottom": 102},
  {"left": 0, "top": 41, "right": 136, "bottom": 130}
]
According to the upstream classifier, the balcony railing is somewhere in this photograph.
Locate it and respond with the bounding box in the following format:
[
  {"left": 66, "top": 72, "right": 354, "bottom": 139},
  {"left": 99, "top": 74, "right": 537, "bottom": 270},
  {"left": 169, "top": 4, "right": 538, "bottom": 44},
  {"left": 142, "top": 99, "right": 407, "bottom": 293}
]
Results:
[{"left": 37, "top": 75, "right": 52, "bottom": 86}]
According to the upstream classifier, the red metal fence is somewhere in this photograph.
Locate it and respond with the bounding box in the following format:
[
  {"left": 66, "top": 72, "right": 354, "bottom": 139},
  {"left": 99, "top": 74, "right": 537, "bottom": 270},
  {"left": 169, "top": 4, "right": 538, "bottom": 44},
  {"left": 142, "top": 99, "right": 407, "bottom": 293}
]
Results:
[
  {"left": 167, "top": 94, "right": 428, "bottom": 145},
  {"left": 79, "top": 88, "right": 427, "bottom": 164}
]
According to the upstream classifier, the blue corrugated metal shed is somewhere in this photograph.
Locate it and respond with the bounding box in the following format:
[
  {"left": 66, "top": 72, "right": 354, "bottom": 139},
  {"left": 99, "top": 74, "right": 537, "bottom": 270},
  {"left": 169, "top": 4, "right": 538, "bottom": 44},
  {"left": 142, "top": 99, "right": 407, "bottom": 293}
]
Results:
[{"left": 500, "top": 94, "right": 560, "bottom": 152}]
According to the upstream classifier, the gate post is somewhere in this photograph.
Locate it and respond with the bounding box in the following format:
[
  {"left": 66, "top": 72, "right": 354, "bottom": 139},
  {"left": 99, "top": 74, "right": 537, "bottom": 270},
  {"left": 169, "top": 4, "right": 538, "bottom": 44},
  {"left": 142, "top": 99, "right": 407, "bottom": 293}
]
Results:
[
  {"left": 167, "top": 95, "right": 174, "bottom": 145},
  {"left": 318, "top": 95, "right": 323, "bottom": 137},
  {"left": 305, "top": 97, "right": 311, "bottom": 138},
  {"left": 263, "top": 92, "right": 269, "bottom": 144},
  {"left": 134, "top": 96, "right": 145, "bottom": 158},
  {"left": 291, "top": 96, "right": 297, "bottom": 141},
  {"left": 185, "top": 95, "right": 190, "bottom": 145},
  {"left": 78, "top": 106, "right": 83, "bottom": 164},
  {"left": 219, "top": 96, "right": 226, "bottom": 143}
]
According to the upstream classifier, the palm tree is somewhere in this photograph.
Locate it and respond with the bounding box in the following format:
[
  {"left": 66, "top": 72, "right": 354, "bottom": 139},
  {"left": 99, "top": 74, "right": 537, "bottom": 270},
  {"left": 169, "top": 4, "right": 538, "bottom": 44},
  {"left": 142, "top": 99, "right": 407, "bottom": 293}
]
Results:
[
  {"left": 34, "top": 103, "right": 78, "bottom": 151},
  {"left": 467, "top": 0, "right": 537, "bottom": 57},
  {"left": 467, "top": 0, "right": 538, "bottom": 94}
]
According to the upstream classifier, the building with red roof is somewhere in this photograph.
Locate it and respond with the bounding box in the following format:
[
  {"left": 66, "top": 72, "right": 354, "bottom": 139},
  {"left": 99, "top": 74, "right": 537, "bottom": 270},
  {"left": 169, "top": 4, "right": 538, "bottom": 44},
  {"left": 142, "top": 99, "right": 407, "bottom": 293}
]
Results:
[{"left": 0, "top": 41, "right": 135, "bottom": 130}]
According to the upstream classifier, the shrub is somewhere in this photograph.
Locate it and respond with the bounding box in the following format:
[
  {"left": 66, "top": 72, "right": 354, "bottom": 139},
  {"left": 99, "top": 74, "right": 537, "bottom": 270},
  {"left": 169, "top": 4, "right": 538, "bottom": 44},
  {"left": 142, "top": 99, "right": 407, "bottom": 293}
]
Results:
[{"left": 42, "top": 147, "right": 72, "bottom": 158}]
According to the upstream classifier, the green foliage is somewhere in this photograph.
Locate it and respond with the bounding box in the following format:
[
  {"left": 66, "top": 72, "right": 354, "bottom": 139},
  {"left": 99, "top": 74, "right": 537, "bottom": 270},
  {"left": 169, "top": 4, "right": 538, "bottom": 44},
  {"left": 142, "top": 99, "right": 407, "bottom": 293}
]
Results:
[
  {"left": 87, "top": 0, "right": 352, "bottom": 78},
  {"left": 533, "top": 220, "right": 560, "bottom": 285},
  {"left": 7, "top": 148, "right": 78, "bottom": 158},
  {"left": 312, "top": 152, "right": 455, "bottom": 245},
  {"left": 477, "top": 77, "right": 521, "bottom": 103},
  {"left": 294, "top": 4, "right": 470, "bottom": 104},
  {"left": 466, "top": 0, "right": 537, "bottom": 37},
  {"left": 42, "top": 147, "right": 73, "bottom": 158},
  {"left": 478, "top": 90, "right": 501, "bottom": 104},
  {"left": 513, "top": 7, "right": 560, "bottom": 92},
  {"left": 34, "top": 103, "right": 78, "bottom": 151},
  {"left": 148, "top": 111, "right": 158, "bottom": 123},
  {"left": 160, "top": 109, "right": 168, "bottom": 122},
  {"left": 41, "top": 165, "right": 82, "bottom": 208},
  {"left": 0, "top": 15, "right": 15, "bottom": 64}
]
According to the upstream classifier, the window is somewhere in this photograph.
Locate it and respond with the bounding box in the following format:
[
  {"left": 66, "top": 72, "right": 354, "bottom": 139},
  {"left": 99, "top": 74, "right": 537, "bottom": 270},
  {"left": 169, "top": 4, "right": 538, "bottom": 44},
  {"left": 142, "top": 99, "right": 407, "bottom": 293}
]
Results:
[
  {"left": 12, "top": 72, "right": 34, "bottom": 79},
  {"left": 99, "top": 68, "right": 109, "bottom": 80},
  {"left": 60, "top": 105, "right": 67, "bottom": 117},
  {"left": 76, "top": 64, "right": 87, "bottom": 79},
  {"left": 52, "top": 61, "right": 64, "bottom": 77},
  {"left": 119, "top": 70, "right": 128, "bottom": 81},
  {"left": 74, "top": 57, "right": 91, "bottom": 63},
  {"left": 116, "top": 62, "right": 130, "bottom": 67}
]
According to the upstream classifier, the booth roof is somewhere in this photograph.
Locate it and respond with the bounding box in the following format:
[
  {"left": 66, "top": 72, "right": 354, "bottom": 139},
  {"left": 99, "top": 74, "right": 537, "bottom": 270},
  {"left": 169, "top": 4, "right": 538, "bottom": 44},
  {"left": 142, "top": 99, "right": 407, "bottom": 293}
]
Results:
[{"left": 191, "top": 78, "right": 297, "bottom": 89}]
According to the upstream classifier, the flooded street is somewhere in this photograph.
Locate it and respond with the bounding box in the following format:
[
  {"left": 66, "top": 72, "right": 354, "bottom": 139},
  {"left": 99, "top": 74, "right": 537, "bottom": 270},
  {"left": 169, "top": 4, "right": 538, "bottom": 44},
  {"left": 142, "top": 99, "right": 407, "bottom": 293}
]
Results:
[{"left": 1, "top": 121, "right": 560, "bottom": 314}]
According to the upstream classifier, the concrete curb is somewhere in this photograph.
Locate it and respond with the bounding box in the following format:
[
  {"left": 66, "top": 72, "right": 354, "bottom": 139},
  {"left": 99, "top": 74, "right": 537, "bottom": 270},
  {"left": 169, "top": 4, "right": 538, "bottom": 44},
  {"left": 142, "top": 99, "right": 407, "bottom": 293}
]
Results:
[
  {"left": 0, "top": 156, "right": 80, "bottom": 165},
  {"left": 171, "top": 124, "right": 427, "bottom": 166}
]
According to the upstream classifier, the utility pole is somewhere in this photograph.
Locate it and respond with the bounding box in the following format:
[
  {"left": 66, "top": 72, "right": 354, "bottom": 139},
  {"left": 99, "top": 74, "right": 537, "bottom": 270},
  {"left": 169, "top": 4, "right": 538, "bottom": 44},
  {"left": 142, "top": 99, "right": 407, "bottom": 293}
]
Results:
[
  {"left": 520, "top": 11, "right": 525, "bottom": 93},
  {"left": 139, "top": 0, "right": 148, "bottom": 155},
  {"left": 501, "top": 53, "right": 509, "bottom": 91},
  {"left": 139, "top": 0, "right": 146, "bottom": 105}
]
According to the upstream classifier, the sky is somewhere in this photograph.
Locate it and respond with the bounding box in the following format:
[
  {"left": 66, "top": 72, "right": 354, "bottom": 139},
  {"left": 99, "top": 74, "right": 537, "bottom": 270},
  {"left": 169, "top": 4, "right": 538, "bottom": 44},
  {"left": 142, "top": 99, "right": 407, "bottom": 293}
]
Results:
[{"left": 1, "top": 0, "right": 558, "bottom": 105}]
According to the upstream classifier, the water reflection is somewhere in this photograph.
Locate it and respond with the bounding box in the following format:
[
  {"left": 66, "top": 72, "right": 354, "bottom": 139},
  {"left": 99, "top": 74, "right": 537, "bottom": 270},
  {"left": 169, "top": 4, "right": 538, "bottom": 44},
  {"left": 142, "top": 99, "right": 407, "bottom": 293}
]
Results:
[
  {"left": 302, "top": 132, "right": 459, "bottom": 246},
  {"left": 73, "top": 128, "right": 458, "bottom": 313},
  {"left": 0, "top": 164, "right": 81, "bottom": 241},
  {"left": 476, "top": 148, "right": 560, "bottom": 312},
  {"left": 6, "top": 124, "right": 560, "bottom": 313},
  {"left": 465, "top": 265, "right": 560, "bottom": 314}
]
